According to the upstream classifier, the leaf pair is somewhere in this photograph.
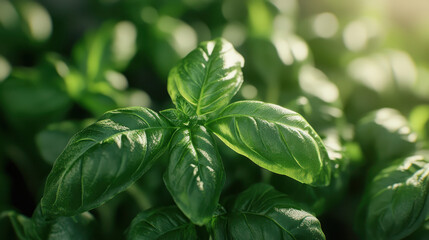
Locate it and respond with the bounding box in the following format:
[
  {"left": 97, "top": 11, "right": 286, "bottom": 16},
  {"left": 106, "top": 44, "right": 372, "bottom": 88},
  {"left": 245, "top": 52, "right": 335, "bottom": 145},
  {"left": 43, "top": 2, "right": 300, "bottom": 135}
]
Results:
[
  {"left": 126, "top": 184, "right": 326, "bottom": 239},
  {"left": 41, "top": 38, "right": 331, "bottom": 229}
]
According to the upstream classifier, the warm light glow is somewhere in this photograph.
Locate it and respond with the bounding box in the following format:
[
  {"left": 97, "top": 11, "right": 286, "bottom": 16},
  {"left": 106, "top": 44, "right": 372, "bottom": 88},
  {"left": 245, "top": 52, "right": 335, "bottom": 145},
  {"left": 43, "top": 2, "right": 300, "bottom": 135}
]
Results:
[
  {"left": 272, "top": 37, "right": 293, "bottom": 65},
  {"left": 290, "top": 37, "right": 309, "bottom": 62},
  {"left": 241, "top": 84, "right": 258, "bottom": 99},
  {"left": 0, "top": 55, "right": 11, "bottom": 82},
  {"left": 270, "top": 0, "right": 297, "bottom": 14},
  {"left": 158, "top": 16, "right": 197, "bottom": 57},
  {"left": 105, "top": 70, "right": 128, "bottom": 90},
  {"left": 222, "top": 22, "right": 247, "bottom": 47},
  {"left": 22, "top": 2, "right": 52, "bottom": 41},
  {"left": 389, "top": 51, "right": 416, "bottom": 89},
  {"left": 343, "top": 21, "right": 368, "bottom": 52},
  {"left": 113, "top": 21, "right": 137, "bottom": 64},
  {"left": 347, "top": 56, "right": 390, "bottom": 92},
  {"left": 374, "top": 108, "right": 410, "bottom": 134},
  {"left": 313, "top": 12, "right": 339, "bottom": 38},
  {"left": 273, "top": 15, "right": 294, "bottom": 36},
  {"left": 128, "top": 90, "right": 151, "bottom": 108},
  {"left": 55, "top": 61, "right": 69, "bottom": 78},
  {"left": 299, "top": 65, "right": 339, "bottom": 103}
]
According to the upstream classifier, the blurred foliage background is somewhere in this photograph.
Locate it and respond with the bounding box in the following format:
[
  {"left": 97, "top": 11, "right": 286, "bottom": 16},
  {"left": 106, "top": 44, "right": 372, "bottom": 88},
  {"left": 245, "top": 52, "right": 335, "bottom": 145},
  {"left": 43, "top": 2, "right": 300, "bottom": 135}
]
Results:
[{"left": 1, "top": 0, "right": 429, "bottom": 239}]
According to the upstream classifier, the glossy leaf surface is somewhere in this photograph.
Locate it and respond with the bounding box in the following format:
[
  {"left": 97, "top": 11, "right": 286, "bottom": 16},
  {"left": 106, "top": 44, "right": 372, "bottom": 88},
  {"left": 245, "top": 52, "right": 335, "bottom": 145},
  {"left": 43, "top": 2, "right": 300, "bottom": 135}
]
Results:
[
  {"left": 36, "top": 119, "right": 94, "bottom": 165},
  {"left": 127, "top": 206, "right": 197, "bottom": 240},
  {"left": 41, "top": 107, "right": 175, "bottom": 217},
  {"left": 357, "top": 153, "right": 429, "bottom": 240},
  {"left": 164, "top": 126, "right": 225, "bottom": 225},
  {"left": 207, "top": 101, "right": 331, "bottom": 186},
  {"left": 212, "top": 184, "right": 325, "bottom": 239},
  {"left": 168, "top": 38, "right": 244, "bottom": 116}
]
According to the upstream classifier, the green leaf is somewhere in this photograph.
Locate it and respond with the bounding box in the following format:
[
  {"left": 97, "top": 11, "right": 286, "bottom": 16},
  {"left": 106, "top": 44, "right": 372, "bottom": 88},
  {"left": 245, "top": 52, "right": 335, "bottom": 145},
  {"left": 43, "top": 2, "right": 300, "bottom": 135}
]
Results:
[
  {"left": 36, "top": 119, "right": 94, "bottom": 165},
  {"left": 3, "top": 211, "right": 32, "bottom": 240},
  {"left": 160, "top": 109, "right": 188, "bottom": 127},
  {"left": 73, "top": 21, "right": 137, "bottom": 82},
  {"left": 4, "top": 207, "right": 95, "bottom": 240},
  {"left": 78, "top": 90, "right": 119, "bottom": 117},
  {"left": 356, "top": 108, "right": 417, "bottom": 164},
  {"left": 164, "top": 126, "right": 225, "bottom": 225},
  {"left": 212, "top": 183, "right": 325, "bottom": 239},
  {"left": 357, "top": 153, "right": 429, "bottom": 240},
  {"left": 31, "top": 206, "right": 95, "bottom": 240},
  {"left": 270, "top": 130, "right": 351, "bottom": 215},
  {"left": 405, "top": 220, "right": 429, "bottom": 240},
  {"left": 41, "top": 107, "right": 175, "bottom": 217},
  {"left": 0, "top": 61, "right": 72, "bottom": 133},
  {"left": 409, "top": 104, "right": 429, "bottom": 141},
  {"left": 206, "top": 100, "right": 331, "bottom": 186},
  {"left": 127, "top": 206, "right": 197, "bottom": 240},
  {"left": 167, "top": 38, "right": 244, "bottom": 116},
  {"left": 287, "top": 95, "right": 344, "bottom": 132},
  {"left": 160, "top": 108, "right": 198, "bottom": 127}
]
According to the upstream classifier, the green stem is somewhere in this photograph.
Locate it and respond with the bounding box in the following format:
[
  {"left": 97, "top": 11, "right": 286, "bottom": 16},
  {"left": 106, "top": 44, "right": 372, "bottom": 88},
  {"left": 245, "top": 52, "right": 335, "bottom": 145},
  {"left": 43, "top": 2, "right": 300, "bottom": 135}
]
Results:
[
  {"left": 265, "top": 76, "right": 280, "bottom": 104},
  {"left": 127, "top": 184, "right": 152, "bottom": 211}
]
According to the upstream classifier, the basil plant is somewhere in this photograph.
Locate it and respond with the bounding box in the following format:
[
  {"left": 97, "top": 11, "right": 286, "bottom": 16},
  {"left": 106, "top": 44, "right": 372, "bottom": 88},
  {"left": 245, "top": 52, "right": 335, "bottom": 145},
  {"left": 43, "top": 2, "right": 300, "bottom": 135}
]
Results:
[{"left": 40, "top": 38, "right": 331, "bottom": 237}]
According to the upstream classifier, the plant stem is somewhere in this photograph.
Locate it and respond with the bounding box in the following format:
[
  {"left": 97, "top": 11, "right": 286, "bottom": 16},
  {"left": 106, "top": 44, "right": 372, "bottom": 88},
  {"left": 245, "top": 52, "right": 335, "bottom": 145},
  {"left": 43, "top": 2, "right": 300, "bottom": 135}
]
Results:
[{"left": 127, "top": 184, "right": 152, "bottom": 211}]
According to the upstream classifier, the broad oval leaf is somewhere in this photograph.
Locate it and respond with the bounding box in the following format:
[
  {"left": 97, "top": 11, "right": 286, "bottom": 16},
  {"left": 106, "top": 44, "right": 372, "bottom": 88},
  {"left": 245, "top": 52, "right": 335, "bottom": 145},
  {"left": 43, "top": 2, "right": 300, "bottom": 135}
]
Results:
[
  {"left": 164, "top": 126, "right": 225, "bottom": 225},
  {"left": 357, "top": 153, "right": 429, "bottom": 240},
  {"left": 212, "top": 183, "right": 325, "bottom": 239},
  {"left": 167, "top": 38, "right": 244, "bottom": 116},
  {"left": 41, "top": 107, "right": 175, "bottom": 217},
  {"left": 356, "top": 108, "right": 417, "bottom": 164},
  {"left": 206, "top": 101, "right": 331, "bottom": 186},
  {"left": 127, "top": 206, "right": 197, "bottom": 240}
]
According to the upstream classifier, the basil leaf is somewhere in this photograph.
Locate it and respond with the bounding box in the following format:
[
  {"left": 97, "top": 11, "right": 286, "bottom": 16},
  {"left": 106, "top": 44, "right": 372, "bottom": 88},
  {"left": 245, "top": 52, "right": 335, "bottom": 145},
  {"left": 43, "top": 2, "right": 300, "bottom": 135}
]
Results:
[
  {"left": 4, "top": 207, "right": 95, "bottom": 240},
  {"left": 3, "top": 211, "right": 31, "bottom": 240},
  {"left": 73, "top": 21, "right": 137, "bottom": 81},
  {"left": 36, "top": 119, "right": 94, "bottom": 165},
  {"left": 206, "top": 100, "right": 331, "bottom": 186},
  {"left": 357, "top": 153, "right": 429, "bottom": 240},
  {"left": 405, "top": 220, "right": 429, "bottom": 240},
  {"left": 0, "top": 65, "right": 71, "bottom": 134},
  {"left": 270, "top": 132, "right": 351, "bottom": 215},
  {"left": 41, "top": 107, "right": 175, "bottom": 217},
  {"left": 356, "top": 108, "right": 417, "bottom": 164},
  {"left": 160, "top": 108, "right": 197, "bottom": 127},
  {"left": 127, "top": 206, "right": 197, "bottom": 240},
  {"left": 212, "top": 183, "right": 325, "bottom": 239},
  {"left": 164, "top": 126, "right": 225, "bottom": 225},
  {"left": 168, "top": 38, "right": 244, "bottom": 116}
]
